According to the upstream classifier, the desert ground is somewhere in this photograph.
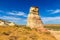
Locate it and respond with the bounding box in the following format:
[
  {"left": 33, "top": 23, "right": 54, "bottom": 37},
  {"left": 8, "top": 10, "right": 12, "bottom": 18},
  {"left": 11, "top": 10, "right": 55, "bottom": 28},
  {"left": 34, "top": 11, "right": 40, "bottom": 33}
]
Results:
[
  {"left": 45, "top": 24, "right": 60, "bottom": 40},
  {"left": 0, "top": 24, "right": 60, "bottom": 40},
  {"left": 0, "top": 25, "right": 56, "bottom": 40},
  {"left": 49, "top": 30, "right": 60, "bottom": 40}
]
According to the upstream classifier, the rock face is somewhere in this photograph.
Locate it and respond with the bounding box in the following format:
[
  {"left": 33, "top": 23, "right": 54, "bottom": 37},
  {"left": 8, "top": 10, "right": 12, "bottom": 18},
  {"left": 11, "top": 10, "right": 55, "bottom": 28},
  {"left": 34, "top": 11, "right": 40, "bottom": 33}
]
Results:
[
  {"left": 27, "top": 7, "right": 48, "bottom": 32},
  {"left": 27, "top": 7, "right": 43, "bottom": 28}
]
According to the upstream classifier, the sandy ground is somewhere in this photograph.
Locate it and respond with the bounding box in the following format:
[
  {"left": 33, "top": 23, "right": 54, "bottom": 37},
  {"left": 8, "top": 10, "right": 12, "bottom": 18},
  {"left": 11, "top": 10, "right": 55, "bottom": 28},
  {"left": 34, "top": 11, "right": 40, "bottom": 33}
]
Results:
[{"left": 49, "top": 30, "right": 60, "bottom": 40}]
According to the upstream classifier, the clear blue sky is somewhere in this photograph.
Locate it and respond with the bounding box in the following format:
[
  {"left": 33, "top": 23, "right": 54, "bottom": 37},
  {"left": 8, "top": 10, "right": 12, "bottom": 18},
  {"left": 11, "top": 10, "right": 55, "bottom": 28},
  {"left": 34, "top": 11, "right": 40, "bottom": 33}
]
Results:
[{"left": 0, "top": 0, "right": 60, "bottom": 25}]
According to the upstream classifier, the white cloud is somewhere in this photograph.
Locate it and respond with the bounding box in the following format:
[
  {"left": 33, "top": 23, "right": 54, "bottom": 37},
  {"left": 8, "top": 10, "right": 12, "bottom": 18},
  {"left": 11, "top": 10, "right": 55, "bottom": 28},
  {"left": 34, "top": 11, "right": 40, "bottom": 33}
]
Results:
[
  {"left": 0, "top": 10, "right": 27, "bottom": 24},
  {"left": 0, "top": 16, "right": 21, "bottom": 20},
  {"left": 47, "top": 9, "right": 60, "bottom": 14},
  {"left": 52, "top": 9, "right": 60, "bottom": 14},
  {"left": 47, "top": 10, "right": 54, "bottom": 12},
  {"left": 0, "top": 10, "right": 27, "bottom": 17},
  {"left": 0, "top": 16, "right": 26, "bottom": 24},
  {"left": 8, "top": 12, "right": 15, "bottom": 15},
  {"left": 7, "top": 11, "right": 27, "bottom": 17},
  {"left": 17, "top": 12, "right": 25, "bottom": 16},
  {"left": 41, "top": 16, "right": 60, "bottom": 24}
]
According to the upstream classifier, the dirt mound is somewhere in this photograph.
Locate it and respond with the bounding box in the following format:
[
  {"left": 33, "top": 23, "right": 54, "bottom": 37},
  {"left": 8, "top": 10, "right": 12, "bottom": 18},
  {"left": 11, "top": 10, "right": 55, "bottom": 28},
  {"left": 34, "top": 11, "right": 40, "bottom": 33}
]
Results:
[{"left": 0, "top": 26, "right": 56, "bottom": 40}]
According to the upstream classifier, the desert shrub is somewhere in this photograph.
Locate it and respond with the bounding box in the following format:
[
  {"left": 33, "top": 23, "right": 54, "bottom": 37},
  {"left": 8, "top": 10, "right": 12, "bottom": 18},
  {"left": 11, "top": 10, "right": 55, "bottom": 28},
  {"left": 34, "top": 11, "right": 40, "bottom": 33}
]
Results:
[
  {"left": 29, "top": 34, "right": 38, "bottom": 40},
  {"left": 23, "top": 27, "right": 31, "bottom": 30},
  {"left": 0, "top": 25, "right": 56, "bottom": 40},
  {"left": 9, "top": 36, "right": 17, "bottom": 40},
  {"left": 44, "top": 26, "right": 60, "bottom": 31},
  {"left": 2, "top": 31, "right": 11, "bottom": 35},
  {"left": 44, "top": 32, "right": 50, "bottom": 34}
]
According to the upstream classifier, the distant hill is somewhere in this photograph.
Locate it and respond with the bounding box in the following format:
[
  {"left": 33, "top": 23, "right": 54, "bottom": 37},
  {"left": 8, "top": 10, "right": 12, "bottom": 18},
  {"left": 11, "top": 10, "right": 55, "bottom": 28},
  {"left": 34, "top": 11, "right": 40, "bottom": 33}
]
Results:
[
  {"left": 0, "top": 19, "right": 16, "bottom": 26},
  {"left": 44, "top": 24, "right": 60, "bottom": 26},
  {"left": 44, "top": 24, "right": 60, "bottom": 31}
]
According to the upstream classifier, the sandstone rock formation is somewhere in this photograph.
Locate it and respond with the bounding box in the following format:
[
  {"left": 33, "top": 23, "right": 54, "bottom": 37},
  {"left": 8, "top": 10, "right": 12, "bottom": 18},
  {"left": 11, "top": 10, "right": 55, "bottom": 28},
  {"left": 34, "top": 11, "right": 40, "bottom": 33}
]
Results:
[
  {"left": 0, "top": 7, "right": 57, "bottom": 40},
  {"left": 27, "top": 6, "right": 48, "bottom": 32}
]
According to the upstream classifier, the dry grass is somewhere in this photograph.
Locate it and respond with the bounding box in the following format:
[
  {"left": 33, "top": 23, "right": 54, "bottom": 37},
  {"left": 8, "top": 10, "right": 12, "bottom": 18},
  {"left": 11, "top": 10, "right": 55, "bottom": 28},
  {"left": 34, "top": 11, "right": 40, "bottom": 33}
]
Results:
[
  {"left": 44, "top": 25, "right": 60, "bottom": 31},
  {"left": 0, "top": 26, "right": 56, "bottom": 40},
  {"left": 49, "top": 30, "right": 60, "bottom": 40}
]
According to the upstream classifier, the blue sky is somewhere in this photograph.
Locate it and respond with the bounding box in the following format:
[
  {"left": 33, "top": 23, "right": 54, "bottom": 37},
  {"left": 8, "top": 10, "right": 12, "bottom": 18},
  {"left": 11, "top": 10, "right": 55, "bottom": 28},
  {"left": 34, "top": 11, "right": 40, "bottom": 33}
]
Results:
[{"left": 0, "top": 0, "right": 60, "bottom": 25}]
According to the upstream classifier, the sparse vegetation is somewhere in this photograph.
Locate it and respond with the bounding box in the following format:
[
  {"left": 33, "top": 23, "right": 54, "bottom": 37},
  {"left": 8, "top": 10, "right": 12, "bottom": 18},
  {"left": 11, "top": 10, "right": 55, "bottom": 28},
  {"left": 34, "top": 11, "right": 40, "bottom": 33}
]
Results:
[
  {"left": 44, "top": 26, "right": 60, "bottom": 31},
  {"left": 0, "top": 25, "right": 56, "bottom": 40}
]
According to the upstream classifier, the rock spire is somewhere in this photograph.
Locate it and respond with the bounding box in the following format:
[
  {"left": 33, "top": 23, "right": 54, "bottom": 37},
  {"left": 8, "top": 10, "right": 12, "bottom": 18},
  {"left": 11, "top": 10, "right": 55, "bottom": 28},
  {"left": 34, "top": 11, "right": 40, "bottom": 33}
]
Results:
[{"left": 27, "top": 6, "right": 48, "bottom": 32}]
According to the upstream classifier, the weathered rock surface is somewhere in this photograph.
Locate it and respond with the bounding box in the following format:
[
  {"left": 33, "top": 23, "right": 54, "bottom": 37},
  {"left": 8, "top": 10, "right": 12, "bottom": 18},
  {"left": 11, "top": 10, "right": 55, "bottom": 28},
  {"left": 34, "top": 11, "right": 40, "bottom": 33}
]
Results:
[{"left": 27, "top": 6, "right": 48, "bottom": 32}]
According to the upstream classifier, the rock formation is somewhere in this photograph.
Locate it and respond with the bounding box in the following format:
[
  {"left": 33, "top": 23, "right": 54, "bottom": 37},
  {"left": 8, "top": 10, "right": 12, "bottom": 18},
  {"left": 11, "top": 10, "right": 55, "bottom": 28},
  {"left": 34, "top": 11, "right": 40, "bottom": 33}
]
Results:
[
  {"left": 27, "top": 6, "right": 48, "bottom": 32},
  {"left": 0, "top": 19, "right": 16, "bottom": 26}
]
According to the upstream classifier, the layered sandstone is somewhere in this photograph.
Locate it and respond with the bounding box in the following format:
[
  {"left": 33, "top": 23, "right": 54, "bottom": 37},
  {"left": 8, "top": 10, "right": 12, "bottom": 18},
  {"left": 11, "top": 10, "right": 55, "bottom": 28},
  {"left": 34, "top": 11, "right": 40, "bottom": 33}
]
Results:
[{"left": 26, "top": 6, "right": 48, "bottom": 32}]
